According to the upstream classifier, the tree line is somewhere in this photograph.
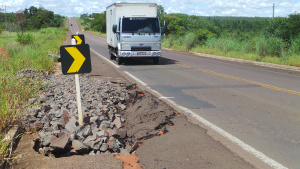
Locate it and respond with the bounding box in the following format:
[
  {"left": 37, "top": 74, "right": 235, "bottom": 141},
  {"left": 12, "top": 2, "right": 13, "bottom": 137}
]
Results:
[
  {"left": 0, "top": 6, "right": 65, "bottom": 34},
  {"left": 80, "top": 5, "right": 299, "bottom": 45}
]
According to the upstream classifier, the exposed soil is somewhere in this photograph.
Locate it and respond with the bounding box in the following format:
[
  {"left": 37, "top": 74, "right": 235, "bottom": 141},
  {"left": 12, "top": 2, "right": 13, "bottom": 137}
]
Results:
[{"left": 0, "top": 47, "right": 10, "bottom": 61}]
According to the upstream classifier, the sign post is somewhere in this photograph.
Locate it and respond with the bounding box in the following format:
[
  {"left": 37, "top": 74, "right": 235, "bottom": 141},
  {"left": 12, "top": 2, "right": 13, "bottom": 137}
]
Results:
[
  {"left": 73, "top": 38, "right": 83, "bottom": 125},
  {"left": 60, "top": 34, "right": 91, "bottom": 125}
]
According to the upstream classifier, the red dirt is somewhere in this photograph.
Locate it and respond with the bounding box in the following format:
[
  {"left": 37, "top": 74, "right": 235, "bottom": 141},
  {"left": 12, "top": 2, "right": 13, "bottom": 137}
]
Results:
[{"left": 115, "top": 154, "right": 142, "bottom": 169}]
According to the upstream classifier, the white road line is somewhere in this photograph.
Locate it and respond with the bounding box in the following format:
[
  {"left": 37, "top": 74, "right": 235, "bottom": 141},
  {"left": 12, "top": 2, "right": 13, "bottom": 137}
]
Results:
[
  {"left": 90, "top": 46, "right": 287, "bottom": 169},
  {"left": 123, "top": 71, "right": 148, "bottom": 86},
  {"left": 159, "top": 97, "right": 175, "bottom": 99},
  {"left": 121, "top": 74, "right": 287, "bottom": 169},
  {"left": 171, "top": 103, "right": 287, "bottom": 169},
  {"left": 154, "top": 88, "right": 287, "bottom": 169},
  {"left": 90, "top": 48, "right": 120, "bottom": 69}
]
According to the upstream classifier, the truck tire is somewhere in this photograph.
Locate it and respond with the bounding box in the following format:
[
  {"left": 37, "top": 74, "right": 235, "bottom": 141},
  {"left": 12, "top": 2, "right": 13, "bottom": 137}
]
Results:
[
  {"left": 110, "top": 53, "right": 115, "bottom": 60},
  {"left": 153, "top": 57, "right": 159, "bottom": 64},
  {"left": 116, "top": 57, "right": 122, "bottom": 65}
]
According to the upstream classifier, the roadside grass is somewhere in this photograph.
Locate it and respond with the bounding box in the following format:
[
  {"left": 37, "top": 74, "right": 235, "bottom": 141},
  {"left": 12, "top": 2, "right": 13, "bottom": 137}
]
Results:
[
  {"left": 0, "top": 27, "right": 67, "bottom": 164},
  {"left": 162, "top": 35, "right": 300, "bottom": 67}
]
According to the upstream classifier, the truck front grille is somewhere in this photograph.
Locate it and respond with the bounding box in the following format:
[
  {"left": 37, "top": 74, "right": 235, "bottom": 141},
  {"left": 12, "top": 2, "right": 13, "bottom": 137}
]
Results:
[{"left": 131, "top": 46, "right": 151, "bottom": 51}]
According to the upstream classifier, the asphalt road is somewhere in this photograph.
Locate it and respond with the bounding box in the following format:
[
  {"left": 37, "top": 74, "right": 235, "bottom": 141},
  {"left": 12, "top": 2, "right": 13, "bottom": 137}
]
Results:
[{"left": 67, "top": 18, "right": 300, "bottom": 169}]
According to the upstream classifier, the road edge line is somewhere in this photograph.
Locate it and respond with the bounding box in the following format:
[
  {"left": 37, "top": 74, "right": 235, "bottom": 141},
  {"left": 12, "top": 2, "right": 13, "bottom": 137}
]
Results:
[
  {"left": 123, "top": 71, "right": 148, "bottom": 86},
  {"left": 120, "top": 73, "right": 288, "bottom": 169},
  {"left": 90, "top": 48, "right": 120, "bottom": 69}
]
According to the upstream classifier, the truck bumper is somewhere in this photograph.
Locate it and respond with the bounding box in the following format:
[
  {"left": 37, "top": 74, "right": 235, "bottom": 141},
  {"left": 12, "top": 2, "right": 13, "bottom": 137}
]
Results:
[{"left": 118, "top": 51, "right": 161, "bottom": 58}]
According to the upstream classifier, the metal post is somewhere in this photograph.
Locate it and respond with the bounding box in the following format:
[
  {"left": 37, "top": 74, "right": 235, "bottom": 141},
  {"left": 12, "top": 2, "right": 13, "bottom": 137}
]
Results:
[
  {"left": 164, "top": 12, "right": 166, "bottom": 37},
  {"left": 272, "top": 3, "right": 275, "bottom": 20},
  {"left": 72, "top": 38, "right": 83, "bottom": 125},
  {"left": 4, "top": 5, "right": 9, "bottom": 31}
]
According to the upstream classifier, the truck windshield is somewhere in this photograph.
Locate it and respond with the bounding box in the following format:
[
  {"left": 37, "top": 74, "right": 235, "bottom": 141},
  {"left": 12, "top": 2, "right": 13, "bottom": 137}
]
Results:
[{"left": 122, "top": 18, "right": 160, "bottom": 34}]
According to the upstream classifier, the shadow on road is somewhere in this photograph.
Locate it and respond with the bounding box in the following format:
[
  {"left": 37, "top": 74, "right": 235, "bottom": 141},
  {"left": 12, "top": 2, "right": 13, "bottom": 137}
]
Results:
[{"left": 121, "top": 57, "right": 178, "bottom": 66}]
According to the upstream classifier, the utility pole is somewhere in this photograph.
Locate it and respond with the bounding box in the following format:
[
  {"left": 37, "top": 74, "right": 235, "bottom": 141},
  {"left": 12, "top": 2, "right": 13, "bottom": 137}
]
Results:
[
  {"left": 5, "top": 5, "right": 10, "bottom": 31},
  {"left": 0, "top": 5, "right": 10, "bottom": 30},
  {"left": 272, "top": 3, "right": 275, "bottom": 20},
  {"left": 164, "top": 12, "right": 166, "bottom": 37}
]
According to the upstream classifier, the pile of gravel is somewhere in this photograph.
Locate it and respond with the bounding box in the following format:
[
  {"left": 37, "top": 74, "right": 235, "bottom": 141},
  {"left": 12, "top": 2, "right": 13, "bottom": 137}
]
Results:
[{"left": 21, "top": 73, "right": 133, "bottom": 157}]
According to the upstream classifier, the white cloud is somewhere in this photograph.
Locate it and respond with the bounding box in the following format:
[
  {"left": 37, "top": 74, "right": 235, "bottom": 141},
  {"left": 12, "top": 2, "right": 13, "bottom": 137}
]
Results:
[{"left": 0, "top": 0, "right": 299, "bottom": 17}]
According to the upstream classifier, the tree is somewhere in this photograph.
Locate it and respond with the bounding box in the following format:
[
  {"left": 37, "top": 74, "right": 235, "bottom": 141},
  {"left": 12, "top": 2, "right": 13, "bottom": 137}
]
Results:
[
  {"left": 16, "top": 10, "right": 27, "bottom": 35},
  {"left": 157, "top": 5, "right": 165, "bottom": 31},
  {"left": 287, "top": 13, "right": 300, "bottom": 40}
]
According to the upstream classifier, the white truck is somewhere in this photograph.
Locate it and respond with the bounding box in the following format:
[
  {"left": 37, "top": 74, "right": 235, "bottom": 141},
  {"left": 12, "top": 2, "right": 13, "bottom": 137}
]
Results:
[{"left": 106, "top": 3, "right": 162, "bottom": 65}]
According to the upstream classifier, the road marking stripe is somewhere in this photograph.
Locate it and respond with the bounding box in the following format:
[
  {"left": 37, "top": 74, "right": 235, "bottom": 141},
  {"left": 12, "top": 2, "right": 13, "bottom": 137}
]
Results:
[
  {"left": 177, "top": 63, "right": 300, "bottom": 96},
  {"left": 90, "top": 48, "right": 120, "bottom": 69},
  {"left": 172, "top": 102, "right": 288, "bottom": 169},
  {"left": 159, "top": 97, "right": 175, "bottom": 99},
  {"left": 123, "top": 71, "right": 148, "bottom": 86}
]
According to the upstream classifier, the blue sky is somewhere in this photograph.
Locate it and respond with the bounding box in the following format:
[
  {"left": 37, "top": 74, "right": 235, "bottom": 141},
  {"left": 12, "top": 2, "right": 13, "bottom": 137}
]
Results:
[{"left": 1, "top": 0, "right": 299, "bottom": 17}]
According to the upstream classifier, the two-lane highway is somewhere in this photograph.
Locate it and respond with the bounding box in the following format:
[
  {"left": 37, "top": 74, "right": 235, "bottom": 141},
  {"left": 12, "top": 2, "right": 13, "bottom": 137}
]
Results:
[{"left": 67, "top": 18, "right": 300, "bottom": 169}]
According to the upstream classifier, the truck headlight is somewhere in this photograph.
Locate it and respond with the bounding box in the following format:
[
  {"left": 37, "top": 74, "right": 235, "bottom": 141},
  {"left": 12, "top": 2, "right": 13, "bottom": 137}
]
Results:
[{"left": 122, "top": 43, "right": 130, "bottom": 47}]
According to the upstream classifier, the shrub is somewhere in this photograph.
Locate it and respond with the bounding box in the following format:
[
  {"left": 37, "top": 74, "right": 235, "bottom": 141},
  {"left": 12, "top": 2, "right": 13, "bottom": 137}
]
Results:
[
  {"left": 206, "top": 36, "right": 251, "bottom": 54},
  {"left": 184, "top": 33, "right": 197, "bottom": 51},
  {"left": 255, "top": 36, "right": 285, "bottom": 57},
  {"left": 288, "top": 35, "right": 300, "bottom": 55},
  {"left": 0, "top": 24, "right": 4, "bottom": 34},
  {"left": 40, "top": 27, "right": 60, "bottom": 34},
  {"left": 195, "top": 29, "right": 216, "bottom": 45},
  {"left": 17, "top": 33, "right": 34, "bottom": 45}
]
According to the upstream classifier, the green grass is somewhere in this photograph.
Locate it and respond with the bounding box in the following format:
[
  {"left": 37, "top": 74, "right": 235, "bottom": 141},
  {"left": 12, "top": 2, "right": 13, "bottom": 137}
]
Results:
[
  {"left": 162, "top": 35, "right": 300, "bottom": 67},
  {"left": 0, "top": 27, "right": 67, "bottom": 162}
]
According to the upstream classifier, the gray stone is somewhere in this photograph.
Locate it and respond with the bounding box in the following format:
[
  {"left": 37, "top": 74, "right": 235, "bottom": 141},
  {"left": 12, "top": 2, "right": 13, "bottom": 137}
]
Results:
[
  {"left": 65, "top": 118, "right": 77, "bottom": 132},
  {"left": 29, "top": 98, "right": 37, "bottom": 104},
  {"left": 100, "top": 143, "right": 108, "bottom": 152},
  {"left": 50, "top": 133, "right": 69, "bottom": 149},
  {"left": 41, "top": 135, "right": 50, "bottom": 146},
  {"left": 89, "top": 151, "right": 95, "bottom": 155},
  {"left": 83, "top": 136, "right": 95, "bottom": 148},
  {"left": 72, "top": 140, "right": 88, "bottom": 152}
]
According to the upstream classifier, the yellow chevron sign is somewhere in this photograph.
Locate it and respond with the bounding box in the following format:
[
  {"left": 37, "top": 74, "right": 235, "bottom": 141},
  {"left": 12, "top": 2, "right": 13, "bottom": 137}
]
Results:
[
  {"left": 73, "top": 35, "right": 82, "bottom": 45},
  {"left": 65, "top": 47, "right": 85, "bottom": 73},
  {"left": 60, "top": 44, "right": 91, "bottom": 75},
  {"left": 72, "top": 34, "right": 85, "bottom": 45}
]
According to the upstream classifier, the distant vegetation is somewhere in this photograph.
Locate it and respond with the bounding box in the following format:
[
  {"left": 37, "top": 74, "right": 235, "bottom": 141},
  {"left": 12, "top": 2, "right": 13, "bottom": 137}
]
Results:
[
  {"left": 0, "top": 6, "right": 65, "bottom": 34},
  {"left": 78, "top": 12, "right": 106, "bottom": 33},
  {"left": 79, "top": 5, "right": 300, "bottom": 66}
]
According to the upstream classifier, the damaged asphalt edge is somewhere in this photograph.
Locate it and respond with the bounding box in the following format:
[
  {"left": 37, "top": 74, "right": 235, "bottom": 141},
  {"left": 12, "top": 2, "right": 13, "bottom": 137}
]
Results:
[{"left": 92, "top": 49, "right": 288, "bottom": 169}]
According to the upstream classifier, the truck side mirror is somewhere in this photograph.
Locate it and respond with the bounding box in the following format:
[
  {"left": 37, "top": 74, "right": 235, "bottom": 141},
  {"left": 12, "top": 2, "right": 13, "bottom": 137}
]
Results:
[{"left": 112, "top": 24, "right": 117, "bottom": 33}]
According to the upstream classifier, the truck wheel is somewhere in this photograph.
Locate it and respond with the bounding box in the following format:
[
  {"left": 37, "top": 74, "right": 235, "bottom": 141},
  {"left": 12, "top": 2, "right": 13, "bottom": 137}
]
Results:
[
  {"left": 116, "top": 57, "right": 122, "bottom": 65},
  {"left": 110, "top": 53, "right": 115, "bottom": 60},
  {"left": 153, "top": 57, "right": 159, "bottom": 64}
]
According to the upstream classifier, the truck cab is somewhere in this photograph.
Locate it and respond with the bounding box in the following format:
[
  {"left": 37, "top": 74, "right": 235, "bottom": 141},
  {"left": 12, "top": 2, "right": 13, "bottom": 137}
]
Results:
[{"left": 107, "top": 3, "right": 162, "bottom": 65}]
